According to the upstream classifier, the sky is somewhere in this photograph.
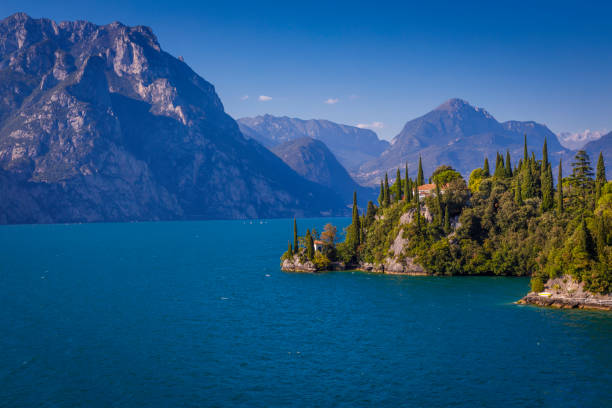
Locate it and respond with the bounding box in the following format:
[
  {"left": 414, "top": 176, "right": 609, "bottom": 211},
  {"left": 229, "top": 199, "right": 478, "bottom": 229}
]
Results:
[{"left": 1, "top": 0, "right": 611, "bottom": 141}]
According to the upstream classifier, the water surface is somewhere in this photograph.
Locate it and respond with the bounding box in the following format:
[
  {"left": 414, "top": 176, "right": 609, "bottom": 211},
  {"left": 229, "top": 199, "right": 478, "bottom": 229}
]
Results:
[{"left": 1, "top": 218, "right": 610, "bottom": 407}]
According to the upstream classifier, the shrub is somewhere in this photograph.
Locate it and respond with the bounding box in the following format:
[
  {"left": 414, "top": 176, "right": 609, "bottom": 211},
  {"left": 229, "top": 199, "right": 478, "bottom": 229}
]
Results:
[{"left": 530, "top": 277, "right": 545, "bottom": 293}]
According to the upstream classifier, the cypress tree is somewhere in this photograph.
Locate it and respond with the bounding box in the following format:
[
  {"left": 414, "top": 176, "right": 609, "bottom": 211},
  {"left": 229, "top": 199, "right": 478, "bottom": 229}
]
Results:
[
  {"left": 435, "top": 183, "right": 443, "bottom": 224},
  {"left": 404, "top": 163, "right": 409, "bottom": 200},
  {"left": 416, "top": 156, "right": 424, "bottom": 186},
  {"left": 443, "top": 206, "right": 450, "bottom": 234},
  {"left": 416, "top": 196, "right": 422, "bottom": 231},
  {"left": 365, "top": 201, "right": 376, "bottom": 227},
  {"left": 378, "top": 180, "right": 384, "bottom": 207},
  {"left": 293, "top": 218, "right": 298, "bottom": 252},
  {"left": 413, "top": 184, "right": 419, "bottom": 203},
  {"left": 522, "top": 162, "right": 535, "bottom": 199},
  {"left": 483, "top": 157, "right": 490, "bottom": 177},
  {"left": 514, "top": 177, "right": 523, "bottom": 205},
  {"left": 383, "top": 173, "right": 390, "bottom": 207},
  {"left": 352, "top": 191, "right": 361, "bottom": 247},
  {"left": 395, "top": 168, "right": 402, "bottom": 202},
  {"left": 530, "top": 153, "right": 541, "bottom": 195},
  {"left": 523, "top": 134, "right": 528, "bottom": 162},
  {"left": 596, "top": 152, "right": 606, "bottom": 199},
  {"left": 494, "top": 152, "right": 505, "bottom": 178},
  {"left": 306, "top": 229, "right": 314, "bottom": 260},
  {"left": 541, "top": 163, "right": 553, "bottom": 211},
  {"left": 505, "top": 150, "right": 512, "bottom": 177},
  {"left": 557, "top": 159, "right": 564, "bottom": 214},
  {"left": 542, "top": 137, "right": 549, "bottom": 170},
  {"left": 407, "top": 178, "right": 412, "bottom": 201},
  {"left": 288, "top": 241, "right": 293, "bottom": 257}
]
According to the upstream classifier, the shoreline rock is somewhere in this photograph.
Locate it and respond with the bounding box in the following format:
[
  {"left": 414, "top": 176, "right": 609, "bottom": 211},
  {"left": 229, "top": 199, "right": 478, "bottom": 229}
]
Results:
[{"left": 517, "top": 276, "right": 612, "bottom": 311}]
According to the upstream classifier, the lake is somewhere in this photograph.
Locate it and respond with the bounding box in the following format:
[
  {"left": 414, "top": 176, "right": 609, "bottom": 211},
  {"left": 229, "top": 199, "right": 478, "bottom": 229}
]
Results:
[{"left": 1, "top": 218, "right": 611, "bottom": 407}]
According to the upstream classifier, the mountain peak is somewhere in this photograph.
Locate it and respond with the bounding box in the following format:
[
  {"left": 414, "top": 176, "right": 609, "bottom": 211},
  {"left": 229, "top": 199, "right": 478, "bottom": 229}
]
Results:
[{"left": 435, "top": 98, "right": 472, "bottom": 111}]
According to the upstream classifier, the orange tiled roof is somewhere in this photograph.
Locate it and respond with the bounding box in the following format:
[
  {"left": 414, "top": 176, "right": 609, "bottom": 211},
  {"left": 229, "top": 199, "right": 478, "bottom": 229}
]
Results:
[
  {"left": 314, "top": 240, "right": 325, "bottom": 245},
  {"left": 418, "top": 183, "right": 436, "bottom": 191}
]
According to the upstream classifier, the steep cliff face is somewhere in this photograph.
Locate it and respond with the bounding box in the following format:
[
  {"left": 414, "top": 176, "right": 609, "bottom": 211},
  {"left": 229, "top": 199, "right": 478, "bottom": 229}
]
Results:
[{"left": 0, "top": 13, "right": 346, "bottom": 223}]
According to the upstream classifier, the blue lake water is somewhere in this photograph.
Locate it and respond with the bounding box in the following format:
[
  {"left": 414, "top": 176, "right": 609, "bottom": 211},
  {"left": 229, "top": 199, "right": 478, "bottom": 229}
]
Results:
[{"left": 1, "top": 218, "right": 611, "bottom": 407}]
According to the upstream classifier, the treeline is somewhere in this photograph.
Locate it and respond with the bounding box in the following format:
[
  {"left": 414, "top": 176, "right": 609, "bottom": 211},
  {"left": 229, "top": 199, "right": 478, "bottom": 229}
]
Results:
[{"left": 283, "top": 137, "right": 611, "bottom": 294}]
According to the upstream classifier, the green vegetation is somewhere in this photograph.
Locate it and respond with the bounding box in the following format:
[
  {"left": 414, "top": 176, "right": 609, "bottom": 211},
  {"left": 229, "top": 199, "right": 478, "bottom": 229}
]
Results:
[{"left": 283, "top": 141, "right": 611, "bottom": 294}]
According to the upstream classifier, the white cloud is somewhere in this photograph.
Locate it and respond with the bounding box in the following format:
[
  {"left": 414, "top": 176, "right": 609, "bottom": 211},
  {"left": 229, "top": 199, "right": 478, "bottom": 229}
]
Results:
[
  {"left": 324, "top": 98, "right": 339, "bottom": 105},
  {"left": 356, "top": 121, "right": 384, "bottom": 130},
  {"left": 558, "top": 129, "right": 607, "bottom": 150},
  {"left": 258, "top": 95, "right": 272, "bottom": 101},
  {"left": 240, "top": 95, "right": 249, "bottom": 101}
]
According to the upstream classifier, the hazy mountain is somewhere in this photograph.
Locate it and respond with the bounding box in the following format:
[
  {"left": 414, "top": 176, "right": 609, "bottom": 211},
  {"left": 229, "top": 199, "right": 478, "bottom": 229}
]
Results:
[
  {"left": 558, "top": 129, "right": 606, "bottom": 150},
  {"left": 582, "top": 131, "right": 611, "bottom": 178},
  {"left": 237, "top": 115, "right": 389, "bottom": 172},
  {"left": 0, "top": 13, "right": 348, "bottom": 224},
  {"left": 357, "top": 98, "right": 570, "bottom": 185},
  {"left": 270, "top": 137, "right": 375, "bottom": 204}
]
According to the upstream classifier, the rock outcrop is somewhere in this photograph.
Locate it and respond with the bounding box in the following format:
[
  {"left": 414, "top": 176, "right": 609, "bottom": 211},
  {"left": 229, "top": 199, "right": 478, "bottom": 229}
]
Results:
[
  {"left": 517, "top": 276, "right": 612, "bottom": 311},
  {"left": 0, "top": 13, "right": 347, "bottom": 224}
]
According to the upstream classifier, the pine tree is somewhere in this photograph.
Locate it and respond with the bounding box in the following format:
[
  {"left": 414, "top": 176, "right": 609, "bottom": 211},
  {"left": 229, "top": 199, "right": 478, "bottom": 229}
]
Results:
[
  {"left": 383, "top": 173, "right": 390, "bottom": 207},
  {"left": 443, "top": 206, "right": 450, "bottom": 234},
  {"left": 293, "top": 218, "right": 298, "bottom": 252},
  {"left": 394, "top": 168, "right": 402, "bottom": 202},
  {"left": 569, "top": 150, "right": 595, "bottom": 209},
  {"left": 505, "top": 150, "right": 512, "bottom": 177},
  {"left": 416, "top": 156, "right": 424, "bottom": 186},
  {"left": 483, "top": 157, "right": 490, "bottom": 177},
  {"left": 557, "top": 159, "right": 564, "bottom": 214},
  {"left": 404, "top": 163, "right": 409, "bottom": 200},
  {"left": 514, "top": 177, "right": 523, "bottom": 205},
  {"left": 378, "top": 180, "right": 384, "bottom": 207}
]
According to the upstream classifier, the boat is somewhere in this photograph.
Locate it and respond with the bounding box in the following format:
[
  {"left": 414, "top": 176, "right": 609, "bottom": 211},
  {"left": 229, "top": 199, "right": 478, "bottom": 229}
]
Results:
[{"left": 538, "top": 292, "right": 552, "bottom": 297}]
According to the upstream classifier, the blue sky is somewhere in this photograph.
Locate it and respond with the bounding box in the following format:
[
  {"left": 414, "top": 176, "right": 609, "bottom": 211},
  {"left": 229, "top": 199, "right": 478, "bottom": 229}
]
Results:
[{"left": 1, "top": 0, "right": 611, "bottom": 140}]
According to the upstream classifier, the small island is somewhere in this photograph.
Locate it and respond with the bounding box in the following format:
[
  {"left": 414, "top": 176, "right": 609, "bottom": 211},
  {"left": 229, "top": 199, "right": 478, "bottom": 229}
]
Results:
[{"left": 281, "top": 138, "right": 611, "bottom": 310}]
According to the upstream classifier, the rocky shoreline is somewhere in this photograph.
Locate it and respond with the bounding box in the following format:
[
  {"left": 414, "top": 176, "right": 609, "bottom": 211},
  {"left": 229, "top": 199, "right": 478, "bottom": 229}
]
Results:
[
  {"left": 280, "top": 255, "right": 428, "bottom": 275},
  {"left": 516, "top": 276, "right": 612, "bottom": 311}
]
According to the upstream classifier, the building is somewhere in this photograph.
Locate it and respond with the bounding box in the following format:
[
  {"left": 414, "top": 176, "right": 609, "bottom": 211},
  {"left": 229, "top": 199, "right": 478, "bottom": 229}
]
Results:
[
  {"left": 417, "top": 183, "right": 447, "bottom": 199},
  {"left": 314, "top": 240, "right": 325, "bottom": 252}
]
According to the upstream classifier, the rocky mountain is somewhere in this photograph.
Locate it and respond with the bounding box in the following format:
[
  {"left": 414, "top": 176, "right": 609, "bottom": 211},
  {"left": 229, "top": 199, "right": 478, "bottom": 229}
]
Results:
[
  {"left": 237, "top": 115, "right": 389, "bottom": 172},
  {"left": 582, "top": 131, "right": 611, "bottom": 177},
  {"left": 357, "top": 98, "right": 570, "bottom": 185},
  {"left": 0, "top": 13, "right": 348, "bottom": 224},
  {"left": 270, "top": 137, "right": 376, "bottom": 204},
  {"left": 558, "top": 129, "right": 606, "bottom": 150}
]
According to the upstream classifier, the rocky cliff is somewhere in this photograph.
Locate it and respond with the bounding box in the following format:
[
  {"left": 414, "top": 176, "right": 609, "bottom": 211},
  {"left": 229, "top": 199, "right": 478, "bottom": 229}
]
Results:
[{"left": 0, "top": 13, "right": 347, "bottom": 223}]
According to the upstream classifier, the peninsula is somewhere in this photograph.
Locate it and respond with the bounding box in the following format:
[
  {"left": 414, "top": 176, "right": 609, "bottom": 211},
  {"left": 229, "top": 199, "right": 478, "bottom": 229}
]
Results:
[{"left": 281, "top": 139, "right": 611, "bottom": 310}]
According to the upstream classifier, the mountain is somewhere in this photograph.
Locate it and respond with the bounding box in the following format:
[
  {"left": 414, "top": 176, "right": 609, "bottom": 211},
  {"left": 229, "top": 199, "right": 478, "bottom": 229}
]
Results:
[
  {"left": 0, "top": 13, "right": 348, "bottom": 224},
  {"left": 558, "top": 129, "right": 606, "bottom": 150},
  {"left": 237, "top": 115, "right": 389, "bottom": 172},
  {"left": 270, "top": 137, "right": 375, "bottom": 204},
  {"left": 583, "top": 131, "right": 611, "bottom": 177},
  {"left": 357, "top": 98, "right": 569, "bottom": 185}
]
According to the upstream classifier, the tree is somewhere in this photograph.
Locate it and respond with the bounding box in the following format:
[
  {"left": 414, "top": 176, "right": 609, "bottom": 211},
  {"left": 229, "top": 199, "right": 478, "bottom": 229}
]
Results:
[
  {"left": 394, "top": 168, "right": 402, "bottom": 202},
  {"left": 432, "top": 165, "right": 462, "bottom": 185},
  {"left": 416, "top": 156, "right": 424, "bottom": 186},
  {"left": 364, "top": 201, "right": 376, "bottom": 227},
  {"left": 406, "top": 178, "right": 412, "bottom": 201},
  {"left": 444, "top": 205, "right": 451, "bottom": 234},
  {"left": 541, "top": 163, "right": 553, "bottom": 211},
  {"left": 320, "top": 223, "right": 337, "bottom": 246},
  {"left": 483, "top": 157, "right": 490, "bottom": 177},
  {"left": 557, "top": 159, "right": 564, "bottom": 214},
  {"left": 596, "top": 152, "right": 606, "bottom": 199},
  {"left": 404, "top": 163, "right": 409, "bottom": 201},
  {"left": 505, "top": 150, "right": 513, "bottom": 177},
  {"left": 383, "top": 173, "right": 390, "bottom": 207},
  {"left": 522, "top": 159, "right": 535, "bottom": 199},
  {"left": 542, "top": 137, "right": 549, "bottom": 170},
  {"left": 468, "top": 168, "right": 484, "bottom": 193},
  {"left": 523, "top": 134, "right": 528, "bottom": 162},
  {"left": 435, "top": 183, "right": 443, "bottom": 224},
  {"left": 287, "top": 241, "right": 293, "bottom": 257},
  {"left": 569, "top": 150, "right": 595, "bottom": 209},
  {"left": 494, "top": 153, "right": 505, "bottom": 178},
  {"left": 514, "top": 177, "right": 523, "bottom": 205},
  {"left": 293, "top": 218, "right": 298, "bottom": 252},
  {"left": 305, "top": 229, "right": 314, "bottom": 260},
  {"left": 351, "top": 191, "right": 361, "bottom": 247},
  {"left": 378, "top": 180, "right": 384, "bottom": 207}
]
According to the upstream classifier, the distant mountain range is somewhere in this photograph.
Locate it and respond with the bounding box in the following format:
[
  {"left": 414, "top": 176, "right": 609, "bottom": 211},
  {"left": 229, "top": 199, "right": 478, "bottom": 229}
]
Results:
[
  {"left": 356, "top": 98, "right": 570, "bottom": 185},
  {"left": 237, "top": 115, "right": 389, "bottom": 172},
  {"left": 558, "top": 129, "right": 607, "bottom": 150},
  {"left": 583, "top": 131, "right": 611, "bottom": 177},
  {"left": 0, "top": 13, "right": 348, "bottom": 223}
]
